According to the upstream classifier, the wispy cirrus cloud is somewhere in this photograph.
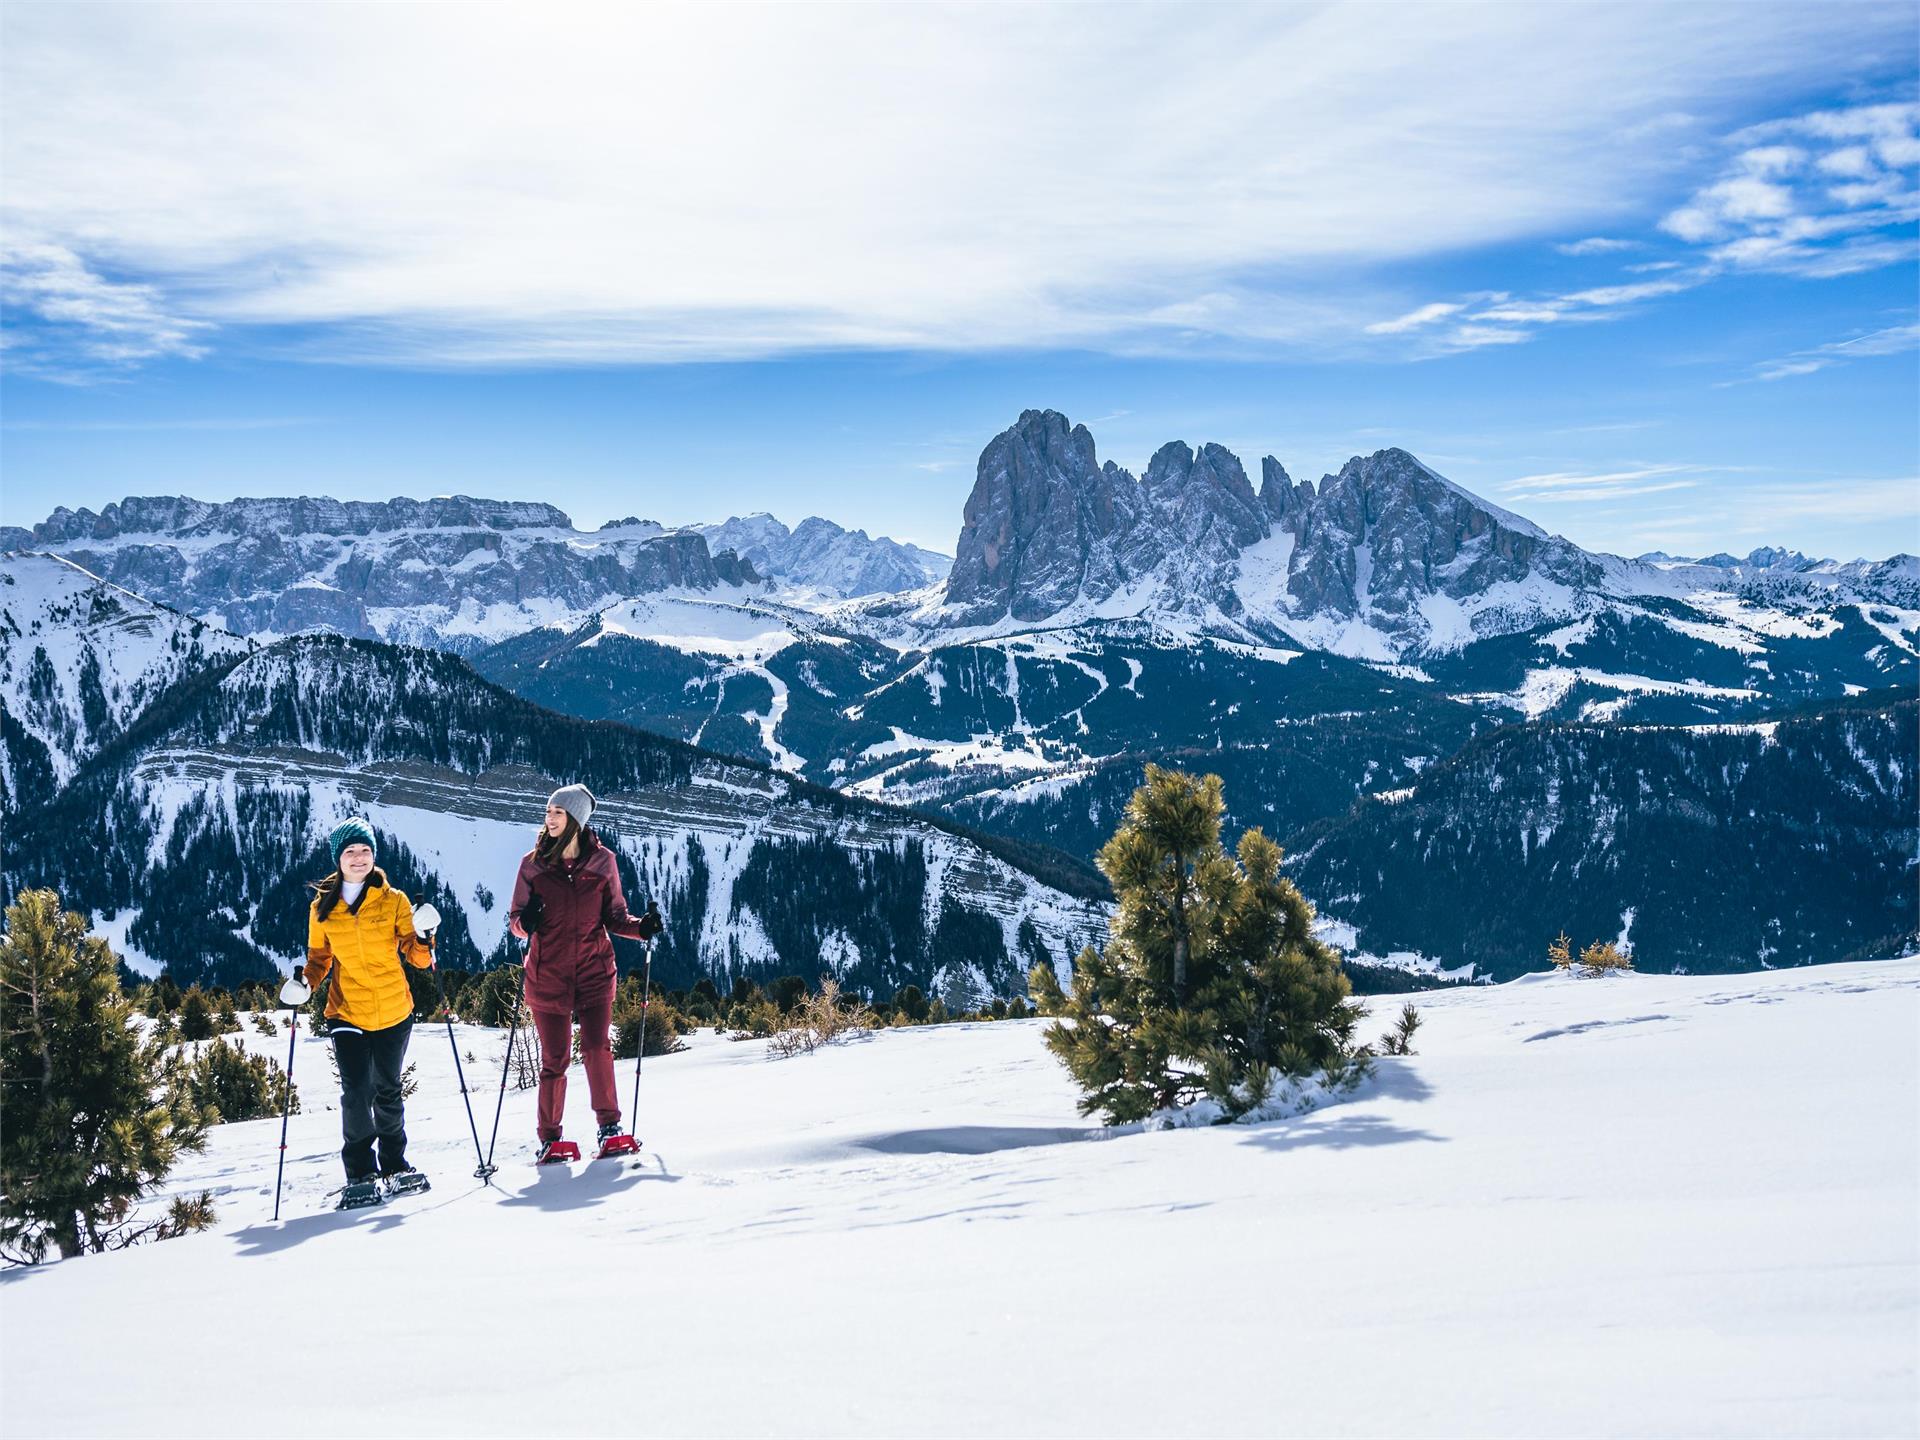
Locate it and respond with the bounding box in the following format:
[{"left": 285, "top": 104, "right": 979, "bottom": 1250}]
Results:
[
  {"left": 1, "top": 240, "right": 208, "bottom": 379},
  {"left": 1556, "top": 237, "right": 1638, "bottom": 256},
  {"left": 1, "top": 414, "right": 320, "bottom": 432},
  {"left": 1732, "top": 321, "right": 1920, "bottom": 382},
  {"left": 1365, "top": 302, "right": 1469, "bottom": 335},
  {"left": 1501, "top": 462, "right": 1714, "bottom": 503}
]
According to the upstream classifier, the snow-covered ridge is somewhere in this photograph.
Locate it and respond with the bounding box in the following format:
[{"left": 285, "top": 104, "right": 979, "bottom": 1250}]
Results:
[
  {"left": 694, "top": 512, "right": 950, "bottom": 601},
  {"left": 0, "top": 552, "right": 250, "bottom": 794}
]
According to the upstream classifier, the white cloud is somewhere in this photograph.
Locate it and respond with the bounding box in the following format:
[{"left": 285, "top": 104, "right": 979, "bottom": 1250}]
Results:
[
  {"left": 1556, "top": 237, "right": 1637, "bottom": 255},
  {"left": 1816, "top": 146, "right": 1878, "bottom": 178},
  {"left": 1, "top": 1, "right": 1910, "bottom": 368},
  {"left": 1658, "top": 98, "right": 1919, "bottom": 276},
  {"left": 1501, "top": 463, "right": 1710, "bottom": 502},
  {"left": 1504, "top": 464, "right": 1700, "bottom": 490},
  {"left": 1508, "top": 479, "right": 1701, "bottom": 503},
  {"left": 1742, "top": 322, "right": 1920, "bottom": 382},
  {"left": 0, "top": 240, "right": 208, "bottom": 373},
  {"left": 1366, "top": 302, "right": 1465, "bottom": 334}
]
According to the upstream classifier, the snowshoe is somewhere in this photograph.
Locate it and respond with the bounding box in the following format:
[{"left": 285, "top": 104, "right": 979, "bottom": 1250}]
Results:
[
  {"left": 537, "top": 1139, "right": 581, "bottom": 1166},
  {"left": 383, "top": 1168, "right": 431, "bottom": 1198},
  {"left": 595, "top": 1124, "right": 640, "bottom": 1160},
  {"left": 336, "top": 1178, "right": 384, "bottom": 1211}
]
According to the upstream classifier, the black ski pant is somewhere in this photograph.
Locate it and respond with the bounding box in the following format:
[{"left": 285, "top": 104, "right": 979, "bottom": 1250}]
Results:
[{"left": 332, "top": 1018, "right": 413, "bottom": 1181}]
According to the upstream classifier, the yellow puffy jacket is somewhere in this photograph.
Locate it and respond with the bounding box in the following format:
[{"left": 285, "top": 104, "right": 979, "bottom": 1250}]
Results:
[{"left": 304, "top": 869, "right": 434, "bottom": 1032}]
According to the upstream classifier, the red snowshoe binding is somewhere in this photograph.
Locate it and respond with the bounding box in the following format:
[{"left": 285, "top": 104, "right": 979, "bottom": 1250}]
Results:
[
  {"left": 595, "top": 1122, "right": 640, "bottom": 1159},
  {"left": 537, "top": 1139, "right": 581, "bottom": 1165}
]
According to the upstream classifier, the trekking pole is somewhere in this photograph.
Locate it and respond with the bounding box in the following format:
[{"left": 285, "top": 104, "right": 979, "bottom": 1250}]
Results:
[
  {"left": 629, "top": 904, "right": 661, "bottom": 1131},
  {"left": 483, "top": 956, "right": 531, "bottom": 1175},
  {"left": 419, "top": 906, "right": 492, "bottom": 1181},
  {"left": 271, "top": 967, "right": 311, "bottom": 1222}
]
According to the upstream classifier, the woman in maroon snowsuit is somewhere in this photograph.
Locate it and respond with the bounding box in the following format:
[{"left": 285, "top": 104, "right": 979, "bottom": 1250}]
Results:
[{"left": 508, "top": 784, "right": 660, "bottom": 1159}]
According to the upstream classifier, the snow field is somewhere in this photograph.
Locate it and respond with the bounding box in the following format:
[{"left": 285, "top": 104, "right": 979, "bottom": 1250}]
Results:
[{"left": 1, "top": 959, "right": 1914, "bottom": 1438}]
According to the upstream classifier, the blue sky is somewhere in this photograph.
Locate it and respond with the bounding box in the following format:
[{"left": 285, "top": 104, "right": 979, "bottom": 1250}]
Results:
[{"left": 3, "top": 2, "right": 1916, "bottom": 560}]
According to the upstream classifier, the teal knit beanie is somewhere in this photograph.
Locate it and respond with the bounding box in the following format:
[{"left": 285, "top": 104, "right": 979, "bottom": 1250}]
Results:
[{"left": 329, "top": 816, "right": 377, "bottom": 867}]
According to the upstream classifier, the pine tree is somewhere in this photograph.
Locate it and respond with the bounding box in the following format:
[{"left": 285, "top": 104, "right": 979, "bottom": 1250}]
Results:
[
  {"left": 612, "top": 976, "right": 685, "bottom": 1059},
  {"left": 891, "top": 984, "right": 929, "bottom": 1022},
  {"left": 178, "top": 986, "right": 215, "bottom": 1042},
  {"left": 1044, "top": 766, "right": 1366, "bottom": 1124},
  {"left": 0, "top": 890, "right": 213, "bottom": 1263},
  {"left": 184, "top": 1037, "right": 298, "bottom": 1123}
]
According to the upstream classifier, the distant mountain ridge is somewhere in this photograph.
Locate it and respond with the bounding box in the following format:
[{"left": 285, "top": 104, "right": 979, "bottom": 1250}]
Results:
[
  {"left": 1, "top": 495, "right": 949, "bottom": 654},
  {"left": 694, "top": 513, "right": 950, "bottom": 598}
]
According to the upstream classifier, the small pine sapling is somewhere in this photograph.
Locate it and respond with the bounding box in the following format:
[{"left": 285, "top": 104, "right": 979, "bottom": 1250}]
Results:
[
  {"left": 1548, "top": 932, "right": 1574, "bottom": 972},
  {"left": 1378, "top": 1003, "right": 1422, "bottom": 1056}
]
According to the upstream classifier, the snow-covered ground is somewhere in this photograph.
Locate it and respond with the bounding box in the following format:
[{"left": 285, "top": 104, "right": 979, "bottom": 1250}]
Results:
[{"left": 3, "top": 959, "right": 1915, "bottom": 1438}]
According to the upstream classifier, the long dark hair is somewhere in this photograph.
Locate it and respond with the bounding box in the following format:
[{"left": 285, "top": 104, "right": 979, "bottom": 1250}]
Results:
[
  {"left": 309, "top": 866, "right": 385, "bottom": 920},
  {"left": 534, "top": 813, "right": 596, "bottom": 866}
]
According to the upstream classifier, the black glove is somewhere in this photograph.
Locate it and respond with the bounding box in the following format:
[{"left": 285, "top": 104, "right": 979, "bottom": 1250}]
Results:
[
  {"left": 520, "top": 891, "right": 546, "bottom": 937},
  {"left": 637, "top": 899, "right": 663, "bottom": 942}
]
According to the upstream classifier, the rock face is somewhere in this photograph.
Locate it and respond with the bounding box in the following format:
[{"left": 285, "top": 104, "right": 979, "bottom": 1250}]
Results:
[
  {"left": 695, "top": 514, "right": 948, "bottom": 599},
  {"left": 928, "top": 410, "right": 1905, "bottom": 655},
  {"left": 1275, "top": 448, "right": 1599, "bottom": 627},
  {"left": 946, "top": 411, "right": 1135, "bottom": 623},
  {"left": 5, "top": 495, "right": 764, "bottom": 653}
]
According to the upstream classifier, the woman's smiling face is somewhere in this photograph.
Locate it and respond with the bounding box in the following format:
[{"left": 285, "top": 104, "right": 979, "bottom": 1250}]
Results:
[
  {"left": 545, "top": 805, "right": 570, "bottom": 837},
  {"left": 339, "top": 842, "right": 375, "bottom": 883}
]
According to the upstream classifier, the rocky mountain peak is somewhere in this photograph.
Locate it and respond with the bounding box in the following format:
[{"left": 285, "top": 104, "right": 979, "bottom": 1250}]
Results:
[
  {"left": 946, "top": 409, "right": 1132, "bottom": 623},
  {"left": 935, "top": 410, "right": 1616, "bottom": 651}
]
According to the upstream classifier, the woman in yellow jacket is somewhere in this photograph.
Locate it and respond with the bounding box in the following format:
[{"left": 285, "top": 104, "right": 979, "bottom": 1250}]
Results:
[{"left": 301, "top": 816, "right": 437, "bottom": 1194}]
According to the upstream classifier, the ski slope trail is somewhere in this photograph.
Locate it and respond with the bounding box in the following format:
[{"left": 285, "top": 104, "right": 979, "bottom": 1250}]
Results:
[{"left": 2, "top": 960, "right": 1914, "bottom": 1438}]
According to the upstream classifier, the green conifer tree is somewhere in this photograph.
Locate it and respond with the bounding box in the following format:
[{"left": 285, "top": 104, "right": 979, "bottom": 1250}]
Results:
[
  {"left": 1043, "top": 765, "right": 1366, "bottom": 1124},
  {"left": 891, "top": 984, "right": 929, "bottom": 1022},
  {"left": 0, "top": 891, "right": 212, "bottom": 1262},
  {"left": 178, "top": 986, "right": 215, "bottom": 1042},
  {"left": 184, "top": 1037, "right": 298, "bottom": 1123}
]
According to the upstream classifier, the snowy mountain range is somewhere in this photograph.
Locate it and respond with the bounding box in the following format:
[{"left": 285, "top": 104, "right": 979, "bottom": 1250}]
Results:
[
  {"left": 0, "top": 496, "right": 949, "bottom": 655},
  {"left": 4, "top": 407, "right": 1914, "bottom": 982}
]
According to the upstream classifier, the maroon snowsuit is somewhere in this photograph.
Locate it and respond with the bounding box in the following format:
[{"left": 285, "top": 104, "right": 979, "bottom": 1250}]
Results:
[{"left": 508, "top": 828, "right": 645, "bottom": 1141}]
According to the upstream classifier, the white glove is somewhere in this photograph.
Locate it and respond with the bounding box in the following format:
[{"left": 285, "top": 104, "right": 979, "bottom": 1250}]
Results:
[
  {"left": 280, "top": 972, "right": 312, "bottom": 1007},
  {"left": 413, "top": 903, "right": 441, "bottom": 939}
]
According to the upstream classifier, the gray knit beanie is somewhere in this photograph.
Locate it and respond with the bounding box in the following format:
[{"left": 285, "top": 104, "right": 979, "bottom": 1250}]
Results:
[
  {"left": 547, "top": 784, "right": 596, "bottom": 830},
  {"left": 328, "top": 816, "right": 377, "bottom": 866}
]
